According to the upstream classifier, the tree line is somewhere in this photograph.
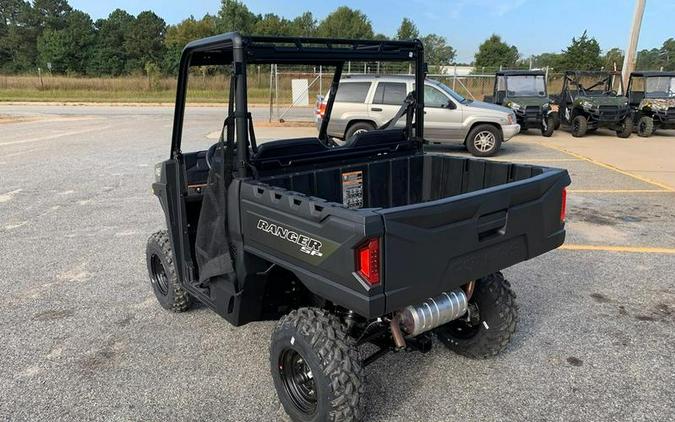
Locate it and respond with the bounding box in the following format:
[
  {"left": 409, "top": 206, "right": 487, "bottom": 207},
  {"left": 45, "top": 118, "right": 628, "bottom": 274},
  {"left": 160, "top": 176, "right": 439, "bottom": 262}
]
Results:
[{"left": 0, "top": 0, "right": 672, "bottom": 77}]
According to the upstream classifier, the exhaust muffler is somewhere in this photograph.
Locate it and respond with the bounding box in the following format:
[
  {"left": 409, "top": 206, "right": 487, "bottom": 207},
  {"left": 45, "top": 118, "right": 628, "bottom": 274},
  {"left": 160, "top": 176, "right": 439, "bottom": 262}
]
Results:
[{"left": 399, "top": 289, "right": 468, "bottom": 336}]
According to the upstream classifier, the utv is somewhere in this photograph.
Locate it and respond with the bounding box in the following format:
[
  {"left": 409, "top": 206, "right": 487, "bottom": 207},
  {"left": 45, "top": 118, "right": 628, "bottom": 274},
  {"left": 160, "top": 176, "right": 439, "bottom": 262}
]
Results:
[
  {"left": 556, "top": 70, "right": 632, "bottom": 138},
  {"left": 627, "top": 71, "right": 675, "bottom": 137},
  {"left": 146, "top": 33, "right": 570, "bottom": 422},
  {"left": 484, "top": 70, "right": 559, "bottom": 137}
]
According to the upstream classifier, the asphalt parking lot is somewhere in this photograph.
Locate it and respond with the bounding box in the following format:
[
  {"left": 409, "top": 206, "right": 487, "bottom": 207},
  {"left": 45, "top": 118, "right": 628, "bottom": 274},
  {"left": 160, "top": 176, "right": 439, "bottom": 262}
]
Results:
[{"left": 1, "top": 104, "right": 674, "bottom": 421}]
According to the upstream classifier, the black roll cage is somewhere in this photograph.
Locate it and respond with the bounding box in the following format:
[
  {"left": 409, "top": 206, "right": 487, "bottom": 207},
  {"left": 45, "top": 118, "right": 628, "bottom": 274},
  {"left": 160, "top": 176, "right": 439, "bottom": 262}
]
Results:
[
  {"left": 563, "top": 70, "right": 623, "bottom": 96},
  {"left": 494, "top": 70, "right": 548, "bottom": 98},
  {"left": 170, "top": 32, "right": 426, "bottom": 177}
]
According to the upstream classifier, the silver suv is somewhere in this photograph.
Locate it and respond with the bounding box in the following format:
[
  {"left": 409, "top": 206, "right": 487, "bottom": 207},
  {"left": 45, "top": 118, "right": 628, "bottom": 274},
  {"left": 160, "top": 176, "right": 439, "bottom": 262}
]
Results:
[{"left": 315, "top": 75, "right": 520, "bottom": 156}]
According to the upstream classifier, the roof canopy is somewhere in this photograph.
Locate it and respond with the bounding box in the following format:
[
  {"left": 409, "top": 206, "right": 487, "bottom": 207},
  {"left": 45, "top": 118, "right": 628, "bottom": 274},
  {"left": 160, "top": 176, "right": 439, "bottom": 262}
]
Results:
[
  {"left": 184, "top": 33, "right": 423, "bottom": 66},
  {"left": 496, "top": 70, "right": 546, "bottom": 76},
  {"left": 630, "top": 71, "right": 675, "bottom": 78}
]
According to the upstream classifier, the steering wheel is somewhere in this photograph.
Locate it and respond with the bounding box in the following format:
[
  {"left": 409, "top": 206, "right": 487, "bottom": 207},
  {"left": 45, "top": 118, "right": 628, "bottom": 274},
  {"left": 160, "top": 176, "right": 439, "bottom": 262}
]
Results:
[{"left": 205, "top": 142, "right": 220, "bottom": 169}]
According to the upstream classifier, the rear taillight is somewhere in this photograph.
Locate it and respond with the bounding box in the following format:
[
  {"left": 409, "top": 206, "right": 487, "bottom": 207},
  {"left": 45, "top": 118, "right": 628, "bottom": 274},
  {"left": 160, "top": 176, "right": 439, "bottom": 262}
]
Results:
[
  {"left": 356, "top": 238, "right": 380, "bottom": 285},
  {"left": 318, "top": 102, "right": 326, "bottom": 118},
  {"left": 560, "top": 188, "right": 567, "bottom": 223}
]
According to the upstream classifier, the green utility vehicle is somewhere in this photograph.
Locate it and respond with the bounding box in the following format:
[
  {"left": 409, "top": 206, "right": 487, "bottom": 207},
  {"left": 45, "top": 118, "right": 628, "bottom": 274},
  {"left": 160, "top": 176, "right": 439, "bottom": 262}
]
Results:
[
  {"left": 627, "top": 71, "right": 675, "bottom": 137},
  {"left": 556, "top": 70, "right": 632, "bottom": 138},
  {"left": 484, "top": 70, "right": 558, "bottom": 137}
]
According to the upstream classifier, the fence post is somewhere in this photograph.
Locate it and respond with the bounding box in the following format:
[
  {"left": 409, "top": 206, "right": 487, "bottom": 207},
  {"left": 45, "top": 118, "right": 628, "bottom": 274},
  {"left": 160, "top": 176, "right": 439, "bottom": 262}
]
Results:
[
  {"left": 348, "top": 61, "right": 351, "bottom": 74},
  {"left": 274, "top": 64, "right": 279, "bottom": 117},
  {"left": 452, "top": 64, "right": 457, "bottom": 90},
  {"left": 269, "top": 65, "right": 273, "bottom": 123},
  {"left": 319, "top": 65, "right": 322, "bottom": 96}
]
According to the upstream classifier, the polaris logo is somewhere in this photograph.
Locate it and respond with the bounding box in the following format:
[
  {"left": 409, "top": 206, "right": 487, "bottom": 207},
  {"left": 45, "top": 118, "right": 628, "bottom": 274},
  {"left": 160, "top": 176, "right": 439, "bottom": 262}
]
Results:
[{"left": 256, "top": 219, "right": 323, "bottom": 257}]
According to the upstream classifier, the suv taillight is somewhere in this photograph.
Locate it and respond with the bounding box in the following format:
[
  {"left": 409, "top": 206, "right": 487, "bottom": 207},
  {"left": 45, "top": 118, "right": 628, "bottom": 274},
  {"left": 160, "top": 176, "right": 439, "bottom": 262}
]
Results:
[
  {"left": 318, "top": 102, "right": 326, "bottom": 118},
  {"left": 356, "top": 238, "right": 380, "bottom": 285},
  {"left": 560, "top": 188, "right": 567, "bottom": 223}
]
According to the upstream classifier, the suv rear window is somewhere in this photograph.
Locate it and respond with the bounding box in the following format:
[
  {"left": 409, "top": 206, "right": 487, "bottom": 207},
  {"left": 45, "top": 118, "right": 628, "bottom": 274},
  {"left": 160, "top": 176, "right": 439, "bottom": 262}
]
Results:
[
  {"left": 373, "top": 82, "right": 407, "bottom": 105},
  {"left": 335, "top": 82, "right": 370, "bottom": 103}
]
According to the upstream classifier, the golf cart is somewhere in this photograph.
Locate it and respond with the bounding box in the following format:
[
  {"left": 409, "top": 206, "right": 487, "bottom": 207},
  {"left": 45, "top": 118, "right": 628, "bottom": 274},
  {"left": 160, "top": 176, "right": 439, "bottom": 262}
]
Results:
[
  {"left": 627, "top": 71, "right": 675, "bottom": 137},
  {"left": 146, "top": 33, "right": 570, "bottom": 421},
  {"left": 556, "top": 70, "right": 632, "bottom": 138},
  {"left": 484, "top": 70, "right": 559, "bottom": 137}
]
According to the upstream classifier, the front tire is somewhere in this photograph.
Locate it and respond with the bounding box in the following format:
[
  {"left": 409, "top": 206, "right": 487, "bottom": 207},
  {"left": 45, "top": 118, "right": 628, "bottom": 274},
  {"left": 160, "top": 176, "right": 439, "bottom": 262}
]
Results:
[
  {"left": 541, "top": 115, "right": 555, "bottom": 137},
  {"left": 466, "top": 124, "right": 502, "bottom": 157},
  {"left": 616, "top": 116, "right": 633, "bottom": 138},
  {"left": 435, "top": 272, "right": 518, "bottom": 359},
  {"left": 637, "top": 115, "right": 654, "bottom": 137},
  {"left": 571, "top": 115, "right": 588, "bottom": 137},
  {"left": 270, "top": 308, "right": 364, "bottom": 422},
  {"left": 146, "top": 230, "right": 191, "bottom": 312}
]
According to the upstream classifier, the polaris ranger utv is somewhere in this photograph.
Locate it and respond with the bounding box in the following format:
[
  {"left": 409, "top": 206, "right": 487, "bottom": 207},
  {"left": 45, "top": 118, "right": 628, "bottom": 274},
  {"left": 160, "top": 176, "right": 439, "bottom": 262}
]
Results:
[
  {"left": 627, "top": 71, "right": 675, "bottom": 137},
  {"left": 484, "top": 70, "right": 559, "bottom": 137},
  {"left": 556, "top": 70, "right": 632, "bottom": 138},
  {"left": 146, "top": 33, "right": 570, "bottom": 422}
]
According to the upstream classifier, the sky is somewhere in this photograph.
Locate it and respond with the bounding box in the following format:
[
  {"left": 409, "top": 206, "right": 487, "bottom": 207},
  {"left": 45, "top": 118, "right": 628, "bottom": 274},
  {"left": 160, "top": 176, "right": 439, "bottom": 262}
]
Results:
[{"left": 69, "top": 0, "right": 675, "bottom": 63}]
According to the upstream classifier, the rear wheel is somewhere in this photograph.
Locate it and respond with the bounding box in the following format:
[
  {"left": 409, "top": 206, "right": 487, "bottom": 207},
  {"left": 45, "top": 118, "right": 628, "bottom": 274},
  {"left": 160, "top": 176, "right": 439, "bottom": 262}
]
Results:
[
  {"left": 466, "top": 124, "right": 502, "bottom": 157},
  {"left": 541, "top": 115, "right": 555, "bottom": 137},
  {"left": 571, "top": 115, "right": 588, "bottom": 137},
  {"left": 616, "top": 116, "right": 633, "bottom": 138},
  {"left": 637, "top": 116, "right": 654, "bottom": 138},
  {"left": 146, "top": 230, "right": 191, "bottom": 312},
  {"left": 435, "top": 272, "right": 518, "bottom": 359},
  {"left": 344, "top": 122, "right": 375, "bottom": 142},
  {"left": 270, "top": 308, "right": 364, "bottom": 422}
]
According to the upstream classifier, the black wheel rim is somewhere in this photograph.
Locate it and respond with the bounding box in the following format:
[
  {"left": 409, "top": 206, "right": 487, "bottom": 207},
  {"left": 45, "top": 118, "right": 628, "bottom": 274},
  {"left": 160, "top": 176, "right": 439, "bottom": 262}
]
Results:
[
  {"left": 639, "top": 121, "right": 646, "bottom": 133},
  {"left": 150, "top": 254, "right": 169, "bottom": 296},
  {"left": 279, "top": 348, "right": 317, "bottom": 416},
  {"left": 573, "top": 120, "right": 579, "bottom": 132},
  {"left": 444, "top": 304, "right": 482, "bottom": 339}
]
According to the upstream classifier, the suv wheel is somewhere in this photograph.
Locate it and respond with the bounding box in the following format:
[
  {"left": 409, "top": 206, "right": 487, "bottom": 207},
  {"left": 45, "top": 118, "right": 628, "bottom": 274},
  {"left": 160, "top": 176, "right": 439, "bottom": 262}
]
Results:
[
  {"left": 541, "top": 115, "right": 555, "bottom": 137},
  {"left": 637, "top": 115, "right": 654, "bottom": 137},
  {"left": 270, "top": 308, "right": 364, "bottom": 422},
  {"left": 435, "top": 272, "right": 518, "bottom": 359},
  {"left": 344, "top": 122, "right": 375, "bottom": 142},
  {"left": 146, "top": 230, "right": 191, "bottom": 312},
  {"left": 466, "top": 124, "right": 502, "bottom": 157},
  {"left": 571, "top": 115, "right": 588, "bottom": 137},
  {"left": 616, "top": 116, "right": 633, "bottom": 138}
]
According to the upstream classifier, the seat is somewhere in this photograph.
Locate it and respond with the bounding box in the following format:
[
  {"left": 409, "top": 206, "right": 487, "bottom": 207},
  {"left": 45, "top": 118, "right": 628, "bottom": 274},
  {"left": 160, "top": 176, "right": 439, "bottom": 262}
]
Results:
[
  {"left": 254, "top": 137, "right": 327, "bottom": 161},
  {"left": 343, "top": 128, "right": 407, "bottom": 148}
]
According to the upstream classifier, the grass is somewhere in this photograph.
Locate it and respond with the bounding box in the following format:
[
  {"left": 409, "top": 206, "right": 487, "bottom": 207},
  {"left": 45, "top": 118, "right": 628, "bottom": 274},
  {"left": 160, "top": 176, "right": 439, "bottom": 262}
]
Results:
[{"left": 0, "top": 74, "right": 312, "bottom": 104}]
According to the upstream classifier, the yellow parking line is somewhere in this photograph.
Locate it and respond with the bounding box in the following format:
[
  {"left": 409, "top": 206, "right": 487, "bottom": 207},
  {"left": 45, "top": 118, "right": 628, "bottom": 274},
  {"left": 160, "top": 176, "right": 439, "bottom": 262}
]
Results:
[
  {"left": 568, "top": 189, "right": 672, "bottom": 193},
  {"left": 538, "top": 143, "right": 675, "bottom": 192},
  {"left": 560, "top": 244, "right": 675, "bottom": 254},
  {"left": 501, "top": 158, "right": 581, "bottom": 162}
]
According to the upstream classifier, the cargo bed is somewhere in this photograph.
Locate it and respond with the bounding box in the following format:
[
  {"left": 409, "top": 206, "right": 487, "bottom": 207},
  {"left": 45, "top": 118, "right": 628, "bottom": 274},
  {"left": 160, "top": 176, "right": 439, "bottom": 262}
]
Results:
[{"left": 240, "top": 153, "right": 570, "bottom": 317}]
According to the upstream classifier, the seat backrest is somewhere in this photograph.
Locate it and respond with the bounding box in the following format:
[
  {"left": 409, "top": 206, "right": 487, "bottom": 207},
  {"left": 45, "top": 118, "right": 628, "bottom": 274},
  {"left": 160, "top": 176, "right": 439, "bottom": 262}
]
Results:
[
  {"left": 629, "top": 91, "right": 644, "bottom": 106},
  {"left": 254, "top": 137, "right": 327, "bottom": 161},
  {"left": 343, "top": 128, "right": 407, "bottom": 148}
]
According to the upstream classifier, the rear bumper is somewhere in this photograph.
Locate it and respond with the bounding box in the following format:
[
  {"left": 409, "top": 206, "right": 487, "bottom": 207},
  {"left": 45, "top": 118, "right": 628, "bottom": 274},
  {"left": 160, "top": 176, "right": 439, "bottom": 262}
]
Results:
[{"left": 502, "top": 124, "right": 520, "bottom": 141}]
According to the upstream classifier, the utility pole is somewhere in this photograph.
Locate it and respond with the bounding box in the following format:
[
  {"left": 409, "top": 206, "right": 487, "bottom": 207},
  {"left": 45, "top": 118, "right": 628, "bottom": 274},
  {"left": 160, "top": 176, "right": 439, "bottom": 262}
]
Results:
[{"left": 621, "top": 0, "right": 646, "bottom": 92}]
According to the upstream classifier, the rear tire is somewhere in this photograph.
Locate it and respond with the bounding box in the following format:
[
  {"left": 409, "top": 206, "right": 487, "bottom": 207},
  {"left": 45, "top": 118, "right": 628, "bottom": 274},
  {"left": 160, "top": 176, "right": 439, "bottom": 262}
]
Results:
[
  {"left": 466, "top": 124, "right": 502, "bottom": 157},
  {"left": 146, "top": 230, "right": 191, "bottom": 312},
  {"left": 541, "top": 115, "right": 555, "bottom": 137},
  {"left": 344, "top": 122, "right": 375, "bottom": 142},
  {"left": 637, "top": 116, "right": 654, "bottom": 138},
  {"left": 435, "top": 272, "right": 518, "bottom": 359},
  {"left": 571, "top": 115, "right": 588, "bottom": 137},
  {"left": 616, "top": 116, "right": 633, "bottom": 138},
  {"left": 270, "top": 308, "right": 364, "bottom": 422}
]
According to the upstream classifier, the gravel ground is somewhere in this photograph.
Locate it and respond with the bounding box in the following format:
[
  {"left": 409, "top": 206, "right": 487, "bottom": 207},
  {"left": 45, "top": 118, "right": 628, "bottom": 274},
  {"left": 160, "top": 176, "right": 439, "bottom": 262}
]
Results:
[{"left": 1, "top": 105, "right": 673, "bottom": 421}]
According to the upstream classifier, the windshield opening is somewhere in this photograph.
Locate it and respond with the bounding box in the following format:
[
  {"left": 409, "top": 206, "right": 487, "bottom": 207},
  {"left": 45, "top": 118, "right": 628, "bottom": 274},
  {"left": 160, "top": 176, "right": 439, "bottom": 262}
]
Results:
[
  {"left": 645, "top": 76, "right": 675, "bottom": 98},
  {"left": 573, "top": 74, "right": 619, "bottom": 96},
  {"left": 506, "top": 75, "right": 546, "bottom": 97}
]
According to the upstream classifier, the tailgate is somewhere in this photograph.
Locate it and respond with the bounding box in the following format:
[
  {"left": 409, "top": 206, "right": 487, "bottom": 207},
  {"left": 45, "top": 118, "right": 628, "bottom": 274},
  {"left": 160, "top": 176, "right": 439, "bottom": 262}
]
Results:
[{"left": 379, "top": 164, "right": 570, "bottom": 312}]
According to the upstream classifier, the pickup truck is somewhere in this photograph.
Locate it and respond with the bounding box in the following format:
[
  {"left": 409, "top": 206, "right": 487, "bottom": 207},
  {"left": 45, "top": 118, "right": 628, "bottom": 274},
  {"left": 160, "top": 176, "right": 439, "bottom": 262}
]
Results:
[{"left": 146, "top": 33, "right": 570, "bottom": 422}]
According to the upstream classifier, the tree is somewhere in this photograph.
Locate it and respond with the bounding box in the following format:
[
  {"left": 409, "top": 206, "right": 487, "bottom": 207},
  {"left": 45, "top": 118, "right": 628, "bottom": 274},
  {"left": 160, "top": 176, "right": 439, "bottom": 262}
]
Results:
[
  {"left": 474, "top": 34, "right": 519, "bottom": 69},
  {"left": 528, "top": 52, "right": 563, "bottom": 70},
  {"left": 636, "top": 48, "right": 661, "bottom": 70},
  {"left": 36, "top": 9, "right": 94, "bottom": 74},
  {"left": 87, "top": 9, "right": 135, "bottom": 75},
  {"left": 661, "top": 38, "right": 675, "bottom": 70},
  {"left": 603, "top": 48, "right": 624, "bottom": 70},
  {"left": 253, "top": 13, "right": 291, "bottom": 36},
  {"left": 125, "top": 11, "right": 166, "bottom": 73},
  {"left": 288, "top": 12, "right": 316, "bottom": 37},
  {"left": 217, "top": 0, "right": 256, "bottom": 34},
  {"left": 558, "top": 31, "right": 602, "bottom": 71},
  {"left": 162, "top": 14, "right": 218, "bottom": 73},
  {"left": 396, "top": 18, "right": 418, "bottom": 40},
  {"left": 316, "top": 6, "right": 373, "bottom": 39},
  {"left": 0, "top": 0, "right": 37, "bottom": 72},
  {"left": 422, "top": 34, "right": 456, "bottom": 66}
]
